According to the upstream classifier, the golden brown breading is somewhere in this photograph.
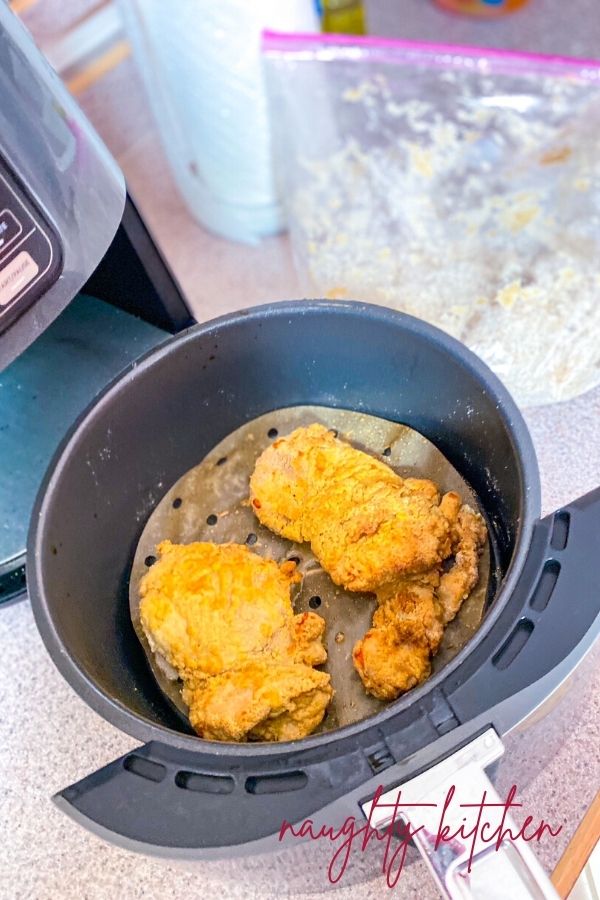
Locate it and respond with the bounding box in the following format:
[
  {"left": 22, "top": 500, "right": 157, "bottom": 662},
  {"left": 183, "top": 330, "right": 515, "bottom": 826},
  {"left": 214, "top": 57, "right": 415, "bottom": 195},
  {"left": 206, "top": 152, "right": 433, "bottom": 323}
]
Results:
[
  {"left": 353, "top": 577, "right": 439, "bottom": 701},
  {"left": 352, "top": 625, "right": 432, "bottom": 701},
  {"left": 140, "top": 541, "right": 301, "bottom": 681},
  {"left": 250, "top": 423, "right": 487, "bottom": 703},
  {"left": 438, "top": 504, "right": 488, "bottom": 625},
  {"left": 139, "top": 540, "right": 332, "bottom": 741},
  {"left": 374, "top": 576, "right": 445, "bottom": 654},
  {"left": 183, "top": 661, "right": 332, "bottom": 742},
  {"left": 353, "top": 505, "right": 486, "bottom": 701},
  {"left": 250, "top": 424, "right": 457, "bottom": 592}
]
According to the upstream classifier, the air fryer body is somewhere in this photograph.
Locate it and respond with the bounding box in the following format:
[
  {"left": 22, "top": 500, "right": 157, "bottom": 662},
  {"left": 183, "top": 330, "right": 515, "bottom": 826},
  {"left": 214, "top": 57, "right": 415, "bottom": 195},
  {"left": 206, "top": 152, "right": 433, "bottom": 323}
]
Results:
[
  {"left": 0, "top": 4, "right": 195, "bottom": 605},
  {"left": 0, "top": 3, "right": 126, "bottom": 370}
]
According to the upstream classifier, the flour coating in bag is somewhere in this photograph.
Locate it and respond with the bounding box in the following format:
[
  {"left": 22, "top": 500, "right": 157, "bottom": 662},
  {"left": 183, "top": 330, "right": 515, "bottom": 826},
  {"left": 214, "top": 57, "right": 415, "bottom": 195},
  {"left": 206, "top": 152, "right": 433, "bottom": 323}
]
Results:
[{"left": 265, "top": 37, "right": 600, "bottom": 405}]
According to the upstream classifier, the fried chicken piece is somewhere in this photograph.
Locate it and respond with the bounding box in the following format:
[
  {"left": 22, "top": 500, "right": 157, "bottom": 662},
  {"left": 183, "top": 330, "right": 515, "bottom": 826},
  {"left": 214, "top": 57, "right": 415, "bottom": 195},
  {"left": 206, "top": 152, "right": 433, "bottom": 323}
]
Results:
[
  {"left": 250, "top": 424, "right": 457, "bottom": 592},
  {"left": 352, "top": 577, "right": 439, "bottom": 700},
  {"left": 250, "top": 423, "right": 487, "bottom": 704},
  {"left": 353, "top": 505, "right": 486, "bottom": 701},
  {"left": 183, "top": 661, "right": 332, "bottom": 742},
  {"left": 352, "top": 626, "right": 431, "bottom": 702},
  {"left": 438, "top": 504, "right": 488, "bottom": 625},
  {"left": 140, "top": 541, "right": 300, "bottom": 680},
  {"left": 139, "top": 540, "right": 332, "bottom": 741},
  {"left": 375, "top": 575, "right": 445, "bottom": 654}
]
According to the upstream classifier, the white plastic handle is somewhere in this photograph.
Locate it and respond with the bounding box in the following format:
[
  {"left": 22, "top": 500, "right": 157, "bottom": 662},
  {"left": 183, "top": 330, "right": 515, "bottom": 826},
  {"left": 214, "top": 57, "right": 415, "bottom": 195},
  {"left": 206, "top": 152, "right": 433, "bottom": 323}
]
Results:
[{"left": 362, "top": 730, "right": 559, "bottom": 899}]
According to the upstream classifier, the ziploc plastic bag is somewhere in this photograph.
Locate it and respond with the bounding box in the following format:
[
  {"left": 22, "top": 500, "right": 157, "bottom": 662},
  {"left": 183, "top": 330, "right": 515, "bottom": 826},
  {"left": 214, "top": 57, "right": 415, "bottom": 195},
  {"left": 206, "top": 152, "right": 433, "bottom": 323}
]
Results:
[{"left": 263, "top": 32, "right": 600, "bottom": 406}]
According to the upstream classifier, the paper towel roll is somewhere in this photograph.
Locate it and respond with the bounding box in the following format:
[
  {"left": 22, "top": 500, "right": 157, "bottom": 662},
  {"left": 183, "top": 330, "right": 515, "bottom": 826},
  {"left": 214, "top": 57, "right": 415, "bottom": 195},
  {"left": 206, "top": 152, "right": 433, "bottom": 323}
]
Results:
[{"left": 119, "top": 0, "right": 319, "bottom": 243}]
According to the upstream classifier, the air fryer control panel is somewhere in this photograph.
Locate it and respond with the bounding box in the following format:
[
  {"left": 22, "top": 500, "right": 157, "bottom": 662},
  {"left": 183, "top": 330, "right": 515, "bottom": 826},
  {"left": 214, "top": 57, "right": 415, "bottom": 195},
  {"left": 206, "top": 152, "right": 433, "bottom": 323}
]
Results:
[{"left": 0, "top": 161, "right": 62, "bottom": 334}]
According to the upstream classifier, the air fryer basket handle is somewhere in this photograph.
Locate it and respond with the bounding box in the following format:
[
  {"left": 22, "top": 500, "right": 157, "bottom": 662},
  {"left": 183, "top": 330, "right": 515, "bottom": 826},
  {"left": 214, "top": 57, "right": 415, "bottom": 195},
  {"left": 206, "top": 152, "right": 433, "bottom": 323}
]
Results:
[
  {"left": 362, "top": 729, "right": 559, "bottom": 899},
  {"left": 446, "top": 487, "right": 600, "bottom": 722}
]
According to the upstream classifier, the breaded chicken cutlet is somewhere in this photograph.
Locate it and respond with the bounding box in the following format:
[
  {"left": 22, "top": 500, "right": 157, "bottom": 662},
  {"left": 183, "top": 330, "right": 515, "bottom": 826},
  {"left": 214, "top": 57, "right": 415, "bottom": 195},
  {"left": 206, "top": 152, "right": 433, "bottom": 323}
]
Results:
[
  {"left": 140, "top": 541, "right": 332, "bottom": 741},
  {"left": 249, "top": 423, "right": 457, "bottom": 591},
  {"left": 250, "top": 424, "right": 487, "bottom": 701},
  {"left": 353, "top": 503, "right": 487, "bottom": 700}
]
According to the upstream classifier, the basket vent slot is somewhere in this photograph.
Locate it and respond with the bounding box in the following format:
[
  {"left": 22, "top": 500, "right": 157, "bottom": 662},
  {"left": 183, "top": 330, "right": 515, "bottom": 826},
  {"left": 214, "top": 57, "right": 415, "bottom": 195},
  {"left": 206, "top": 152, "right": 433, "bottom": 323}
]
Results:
[
  {"left": 175, "top": 771, "right": 234, "bottom": 794},
  {"left": 530, "top": 560, "right": 560, "bottom": 612},
  {"left": 493, "top": 619, "right": 534, "bottom": 671},
  {"left": 245, "top": 771, "right": 307, "bottom": 794},
  {"left": 123, "top": 755, "right": 166, "bottom": 783},
  {"left": 550, "top": 511, "right": 570, "bottom": 551}
]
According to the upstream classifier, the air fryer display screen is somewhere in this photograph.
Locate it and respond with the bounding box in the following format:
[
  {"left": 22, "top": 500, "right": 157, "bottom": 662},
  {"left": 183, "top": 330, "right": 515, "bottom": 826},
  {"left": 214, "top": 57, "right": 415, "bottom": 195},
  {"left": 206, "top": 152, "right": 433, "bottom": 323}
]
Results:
[{"left": 0, "top": 160, "right": 62, "bottom": 333}]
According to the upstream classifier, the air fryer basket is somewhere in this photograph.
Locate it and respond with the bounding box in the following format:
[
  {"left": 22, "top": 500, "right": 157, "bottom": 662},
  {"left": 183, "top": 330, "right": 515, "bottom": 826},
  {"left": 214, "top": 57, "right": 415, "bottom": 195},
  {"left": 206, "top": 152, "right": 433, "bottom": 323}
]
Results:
[{"left": 28, "top": 301, "right": 600, "bottom": 858}]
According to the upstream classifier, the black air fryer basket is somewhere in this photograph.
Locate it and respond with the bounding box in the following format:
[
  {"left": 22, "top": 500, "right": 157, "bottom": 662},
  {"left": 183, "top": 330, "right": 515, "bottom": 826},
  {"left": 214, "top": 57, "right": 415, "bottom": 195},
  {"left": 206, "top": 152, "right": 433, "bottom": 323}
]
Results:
[{"left": 27, "top": 301, "right": 600, "bottom": 885}]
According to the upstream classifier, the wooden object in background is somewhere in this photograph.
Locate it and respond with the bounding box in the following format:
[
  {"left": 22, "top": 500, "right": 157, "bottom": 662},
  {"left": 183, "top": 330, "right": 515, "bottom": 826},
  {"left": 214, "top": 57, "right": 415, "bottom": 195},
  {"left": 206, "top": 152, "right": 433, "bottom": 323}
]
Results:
[
  {"left": 11, "top": 0, "right": 130, "bottom": 97},
  {"left": 66, "top": 40, "right": 130, "bottom": 95},
  {"left": 10, "top": 0, "right": 39, "bottom": 14},
  {"left": 552, "top": 791, "right": 600, "bottom": 898}
]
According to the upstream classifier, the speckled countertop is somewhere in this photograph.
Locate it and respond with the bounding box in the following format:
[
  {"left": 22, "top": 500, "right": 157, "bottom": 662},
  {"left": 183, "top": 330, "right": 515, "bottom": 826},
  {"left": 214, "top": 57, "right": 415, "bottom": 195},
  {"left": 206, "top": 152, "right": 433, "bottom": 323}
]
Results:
[{"left": 1, "top": 1, "right": 600, "bottom": 898}]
